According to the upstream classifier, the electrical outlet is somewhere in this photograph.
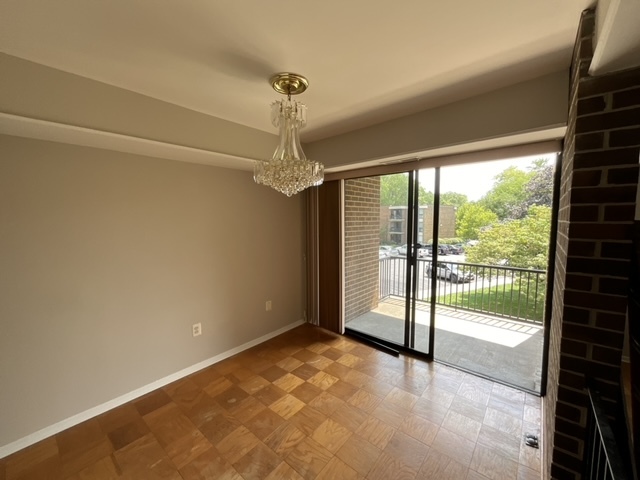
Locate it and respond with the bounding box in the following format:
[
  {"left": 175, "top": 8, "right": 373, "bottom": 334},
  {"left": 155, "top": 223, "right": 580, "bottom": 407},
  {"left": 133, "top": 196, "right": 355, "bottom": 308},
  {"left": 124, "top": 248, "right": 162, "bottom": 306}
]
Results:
[
  {"left": 265, "top": 300, "right": 272, "bottom": 311},
  {"left": 192, "top": 323, "right": 202, "bottom": 337}
]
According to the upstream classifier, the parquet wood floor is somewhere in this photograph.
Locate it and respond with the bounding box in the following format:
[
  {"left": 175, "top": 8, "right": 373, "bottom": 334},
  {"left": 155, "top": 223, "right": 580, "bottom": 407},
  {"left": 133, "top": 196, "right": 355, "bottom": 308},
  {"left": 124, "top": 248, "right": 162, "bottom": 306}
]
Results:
[{"left": 0, "top": 324, "right": 542, "bottom": 479}]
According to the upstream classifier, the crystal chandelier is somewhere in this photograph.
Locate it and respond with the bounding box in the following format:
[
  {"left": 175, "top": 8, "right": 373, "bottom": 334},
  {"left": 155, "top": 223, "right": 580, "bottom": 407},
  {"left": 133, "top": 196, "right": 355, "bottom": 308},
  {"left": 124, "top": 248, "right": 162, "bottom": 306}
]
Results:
[{"left": 253, "top": 73, "right": 324, "bottom": 196}]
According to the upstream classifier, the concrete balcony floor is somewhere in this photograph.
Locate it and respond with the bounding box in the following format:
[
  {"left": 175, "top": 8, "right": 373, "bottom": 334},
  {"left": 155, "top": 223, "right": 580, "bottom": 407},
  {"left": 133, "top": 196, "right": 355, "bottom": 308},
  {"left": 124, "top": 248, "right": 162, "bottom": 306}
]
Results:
[{"left": 345, "top": 297, "right": 544, "bottom": 392}]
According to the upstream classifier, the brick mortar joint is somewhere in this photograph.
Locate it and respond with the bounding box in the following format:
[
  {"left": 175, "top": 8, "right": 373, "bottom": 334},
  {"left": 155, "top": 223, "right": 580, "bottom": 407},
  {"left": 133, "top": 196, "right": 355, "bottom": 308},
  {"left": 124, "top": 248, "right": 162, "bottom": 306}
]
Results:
[{"left": 576, "top": 101, "right": 640, "bottom": 117}]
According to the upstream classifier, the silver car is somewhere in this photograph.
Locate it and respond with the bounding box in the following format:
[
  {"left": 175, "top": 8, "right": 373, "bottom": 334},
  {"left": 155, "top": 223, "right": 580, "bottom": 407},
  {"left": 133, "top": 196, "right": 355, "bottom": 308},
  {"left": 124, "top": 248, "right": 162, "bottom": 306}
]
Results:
[{"left": 427, "top": 262, "right": 475, "bottom": 283}]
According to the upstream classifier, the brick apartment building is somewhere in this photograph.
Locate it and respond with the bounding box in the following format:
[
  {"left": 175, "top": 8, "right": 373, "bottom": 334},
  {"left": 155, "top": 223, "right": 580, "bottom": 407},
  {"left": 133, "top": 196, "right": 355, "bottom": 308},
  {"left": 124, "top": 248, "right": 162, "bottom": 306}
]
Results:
[{"left": 380, "top": 205, "right": 457, "bottom": 245}]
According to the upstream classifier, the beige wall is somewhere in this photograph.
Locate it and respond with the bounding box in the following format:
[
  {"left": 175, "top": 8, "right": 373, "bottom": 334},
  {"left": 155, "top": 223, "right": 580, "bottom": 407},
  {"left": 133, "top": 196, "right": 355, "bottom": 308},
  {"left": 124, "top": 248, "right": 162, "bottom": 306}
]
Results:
[
  {"left": 306, "top": 71, "right": 569, "bottom": 168},
  {"left": 0, "top": 53, "right": 276, "bottom": 162},
  {"left": 0, "top": 135, "right": 305, "bottom": 448}
]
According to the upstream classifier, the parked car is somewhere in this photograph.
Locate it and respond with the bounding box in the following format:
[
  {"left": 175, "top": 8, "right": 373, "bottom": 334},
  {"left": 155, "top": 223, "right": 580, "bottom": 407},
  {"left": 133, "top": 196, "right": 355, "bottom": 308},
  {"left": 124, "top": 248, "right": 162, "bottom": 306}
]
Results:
[
  {"left": 448, "top": 244, "right": 465, "bottom": 255},
  {"left": 398, "top": 244, "right": 428, "bottom": 258},
  {"left": 425, "top": 244, "right": 448, "bottom": 255},
  {"left": 379, "top": 246, "right": 398, "bottom": 259},
  {"left": 379, "top": 245, "right": 398, "bottom": 257},
  {"left": 426, "top": 262, "right": 475, "bottom": 283}
]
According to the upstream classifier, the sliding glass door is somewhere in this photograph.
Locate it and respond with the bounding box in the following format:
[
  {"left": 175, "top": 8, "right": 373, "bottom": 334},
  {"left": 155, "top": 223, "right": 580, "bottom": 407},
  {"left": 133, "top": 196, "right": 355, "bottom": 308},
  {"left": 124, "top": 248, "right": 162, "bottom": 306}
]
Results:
[
  {"left": 343, "top": 171, "right": 435, "bottom": 356},
  {"left": 342, "top": 154, "right": 556, "bottom": 393}
]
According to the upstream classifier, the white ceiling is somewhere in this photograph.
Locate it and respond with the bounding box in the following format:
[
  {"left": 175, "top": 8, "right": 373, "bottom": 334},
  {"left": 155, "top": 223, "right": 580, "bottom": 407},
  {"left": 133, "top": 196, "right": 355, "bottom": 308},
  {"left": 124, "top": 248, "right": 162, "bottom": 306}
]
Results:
[{"left": 0, "top": 1, "right": 595, "bottom": 142}]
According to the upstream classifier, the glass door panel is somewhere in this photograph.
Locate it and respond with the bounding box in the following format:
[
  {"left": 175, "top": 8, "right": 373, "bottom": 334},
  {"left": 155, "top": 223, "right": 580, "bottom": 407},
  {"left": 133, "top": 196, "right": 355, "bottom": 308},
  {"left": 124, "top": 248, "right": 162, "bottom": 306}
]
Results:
[
  {"left": 411, "top": 168, "right": 436, "bottom": 355},
  {"left": 433, "top": 156, "right": 555, "bottom": 392},
  {"left": 344, "top": 171, "right": 435, "bottom": 357}
]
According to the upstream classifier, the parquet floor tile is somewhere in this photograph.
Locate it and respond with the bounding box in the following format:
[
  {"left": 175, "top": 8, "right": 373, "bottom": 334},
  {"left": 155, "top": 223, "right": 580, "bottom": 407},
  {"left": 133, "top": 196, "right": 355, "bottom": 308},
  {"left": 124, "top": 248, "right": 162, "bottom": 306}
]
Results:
[
  {"left": 242, "top": 409, "right": 286, "bottom": 441},
  {"left": 232, "top": 443, "right": 281, "bottom": 480},
  {"left": 330, "top": 404, "right": 368, "bottom": 432},
  {"left": 335, "top": 433, "right": 381, "bottom": 477},
  {"left": 417, "top": 449, "right": 468, "bottom": 480},
  {"left": 399, "top": 414, "right": 439, "bottom": 445},
  {"left": 431, "top": 427, "right": 477, "bottom": 466},
  {"left": 65, "top": 455, "right": 120, "bottom": 480},
  {"left": 310, "top": 419, "right": 352, "bottom": 453},
  {"left": 371, "top": 402, "right": 411, "bottom": 429},
  {"left": 315, "top": 456, "right": 360, "bottom": 480},
  {"left": 263, "top": 461, "right": 304, "bottom": 480},
  {"left": 178, "top": 448, "right": 242, "bottom": 480},
  {"left": 284, "top": 437, "right": 332, "bottom": 480},
  {"left": 263, "top": 423, "right": 306, "bottom": 458},
  {"left": 354, "top": 416, "right": 395, "bottom": 450},
  {"left": 287, "top": 406, "right": 326, "bottom": 437},
  {"left": 2, "top": 324, "right": 542, "bottom": 479}
]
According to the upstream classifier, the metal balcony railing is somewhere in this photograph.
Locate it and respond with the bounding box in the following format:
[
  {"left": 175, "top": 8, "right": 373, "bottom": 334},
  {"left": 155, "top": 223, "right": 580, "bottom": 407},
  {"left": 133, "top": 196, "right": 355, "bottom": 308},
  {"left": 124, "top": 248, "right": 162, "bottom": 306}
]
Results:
[
  {"left": 379, "top": 256, "right": 546, "bottom": 324},
  {"left": 584, "top": 386, "right": 633, "bottom": 480}
]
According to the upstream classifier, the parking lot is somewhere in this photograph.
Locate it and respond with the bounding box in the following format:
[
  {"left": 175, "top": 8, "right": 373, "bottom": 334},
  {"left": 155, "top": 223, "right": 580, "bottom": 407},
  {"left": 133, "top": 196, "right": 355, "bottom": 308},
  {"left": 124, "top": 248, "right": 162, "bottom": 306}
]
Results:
[{"left": 380, "top": 254, "right": 514, "bottom": 299}]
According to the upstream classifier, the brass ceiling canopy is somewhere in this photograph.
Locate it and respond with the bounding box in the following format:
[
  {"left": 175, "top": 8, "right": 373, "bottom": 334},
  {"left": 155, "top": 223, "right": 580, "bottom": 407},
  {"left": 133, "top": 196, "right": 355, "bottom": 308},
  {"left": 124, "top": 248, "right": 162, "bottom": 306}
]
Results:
[{"left": 269, "top": 73, "right": 309, "bottom": 96}]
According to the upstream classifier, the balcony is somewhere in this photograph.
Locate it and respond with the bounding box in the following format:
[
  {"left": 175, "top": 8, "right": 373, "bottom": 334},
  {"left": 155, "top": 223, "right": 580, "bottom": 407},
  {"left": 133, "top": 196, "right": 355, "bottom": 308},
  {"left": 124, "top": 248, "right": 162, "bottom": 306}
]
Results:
[{"left": 346, "top": 256, "right": 546, "bottom": 392}]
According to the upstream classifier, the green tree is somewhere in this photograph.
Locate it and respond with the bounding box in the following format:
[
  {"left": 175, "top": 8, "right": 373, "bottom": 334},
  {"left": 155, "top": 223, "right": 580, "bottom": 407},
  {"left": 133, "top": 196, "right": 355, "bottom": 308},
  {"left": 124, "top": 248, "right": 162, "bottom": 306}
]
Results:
[
  {"left": 465, "top": 205, "right": 551, "bottom": 269},
  {"left": 456, "top": 203, "right": 498, "bottom": 241},
  {"left": 380, "top": 174, "right": 433, "bottom": 206},
  {"left": 465, "top": 205, "right": 552, "bottom": 316},
  {"left": 511, "top": 161, "right": 554, "bottom": 218},
  {"left": 419, "top": 189, "right": 434, "bottom": 206},
  {"left": 440, "top": 192, "right": 468, "bottom": 208},
  {"left": 380, "top": 174, "right": 409, "bottom": 206},
  {"left": 478, "top": 166, "right": 531, "bottom": 220}
]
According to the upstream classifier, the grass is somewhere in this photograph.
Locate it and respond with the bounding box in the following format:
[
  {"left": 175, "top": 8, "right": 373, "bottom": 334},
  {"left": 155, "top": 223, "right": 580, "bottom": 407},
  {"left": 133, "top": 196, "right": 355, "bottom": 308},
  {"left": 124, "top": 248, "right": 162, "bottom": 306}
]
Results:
[{"left": 434, "top": 284, "right": 545, "bottom": 322}]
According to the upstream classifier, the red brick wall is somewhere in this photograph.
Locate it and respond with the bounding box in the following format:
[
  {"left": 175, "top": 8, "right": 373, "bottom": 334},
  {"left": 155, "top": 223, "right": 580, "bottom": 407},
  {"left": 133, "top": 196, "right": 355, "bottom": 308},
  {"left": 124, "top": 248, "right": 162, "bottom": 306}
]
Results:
[
  {"left": 544, "top": 9, "right": 640, "bottom": 480},
  {"left": 344, "top": 177, "right": 381, "bottom": 322}
]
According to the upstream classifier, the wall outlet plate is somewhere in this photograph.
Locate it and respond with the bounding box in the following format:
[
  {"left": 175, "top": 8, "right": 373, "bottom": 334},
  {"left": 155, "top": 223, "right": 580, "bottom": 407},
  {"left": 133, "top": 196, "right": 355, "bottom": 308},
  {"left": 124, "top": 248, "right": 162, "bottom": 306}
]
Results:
[{"left": 192, "top": 323, "right": 202, "bottom": 337}]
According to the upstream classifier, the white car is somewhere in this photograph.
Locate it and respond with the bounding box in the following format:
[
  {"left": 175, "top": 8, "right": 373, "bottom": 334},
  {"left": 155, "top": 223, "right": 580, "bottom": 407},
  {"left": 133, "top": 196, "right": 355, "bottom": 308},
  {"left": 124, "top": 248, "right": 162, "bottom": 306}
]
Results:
[
  {"left": 398, "top": 244, "right": 428, "bottom": 258},
  {"left": 379, "top": 246, "right": 395, "bottom": 256}
]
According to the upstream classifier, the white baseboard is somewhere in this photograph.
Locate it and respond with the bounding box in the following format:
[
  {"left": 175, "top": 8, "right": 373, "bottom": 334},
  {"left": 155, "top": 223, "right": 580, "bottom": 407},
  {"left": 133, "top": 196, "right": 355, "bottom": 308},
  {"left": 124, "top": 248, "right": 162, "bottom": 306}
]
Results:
[{"left": 0, "top": 319, "right": 305, "bottom": 459}]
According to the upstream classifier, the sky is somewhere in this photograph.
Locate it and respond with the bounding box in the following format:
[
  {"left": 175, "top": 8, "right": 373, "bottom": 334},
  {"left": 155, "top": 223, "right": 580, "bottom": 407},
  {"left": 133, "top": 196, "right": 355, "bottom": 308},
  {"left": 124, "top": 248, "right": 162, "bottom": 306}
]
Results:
[{"left": 419, "top": 153, "right": 557, "bottom": 201}]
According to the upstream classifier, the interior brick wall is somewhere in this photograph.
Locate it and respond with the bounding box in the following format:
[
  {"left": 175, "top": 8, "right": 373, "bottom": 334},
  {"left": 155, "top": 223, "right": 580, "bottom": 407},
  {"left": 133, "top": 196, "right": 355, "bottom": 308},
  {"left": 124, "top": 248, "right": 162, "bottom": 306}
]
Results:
[
  {"left": 544, "top": 9, "right": 640, "bottom": 480},
  {"left": 344, "top": 177, "right": 381, "bottom": 322}
]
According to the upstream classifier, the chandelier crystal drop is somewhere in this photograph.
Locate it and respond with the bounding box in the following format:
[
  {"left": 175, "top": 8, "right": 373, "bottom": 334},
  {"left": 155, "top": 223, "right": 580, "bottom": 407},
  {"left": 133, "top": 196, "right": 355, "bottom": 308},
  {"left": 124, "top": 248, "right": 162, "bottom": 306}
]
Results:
[{"left": 253, "top": 73, "right": 324, "bottom": 197}]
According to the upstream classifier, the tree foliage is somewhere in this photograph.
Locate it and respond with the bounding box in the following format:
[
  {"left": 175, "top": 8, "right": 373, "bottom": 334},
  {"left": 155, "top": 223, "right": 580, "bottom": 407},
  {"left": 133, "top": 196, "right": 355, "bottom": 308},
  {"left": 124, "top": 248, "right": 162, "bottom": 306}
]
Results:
[
  {"left": 440, "top": 192, "right": 468, "bottom": 208},
  {"left": 510, "top": 161, "right": 554, "bottom": 219},
  {"left": 465, "top": 205, "right": 551, "bottom": 269},
  {"left": 478, "top": 166, "right": 531, "bottom": 220},
  {"left": 380, "top": 174, "right": 409, "bottom": 206},
  {"left": 419, "top": 189, "right": 434, "bottom": 206},
  {"left": 477, "top": 159, "right": 554, "bottom": 220},
  {"left": 380, "top": 174, "right": 434, "bottom": 206},
  {"left": 455, "top": 203, "right": 498, "bottom": 241}
]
